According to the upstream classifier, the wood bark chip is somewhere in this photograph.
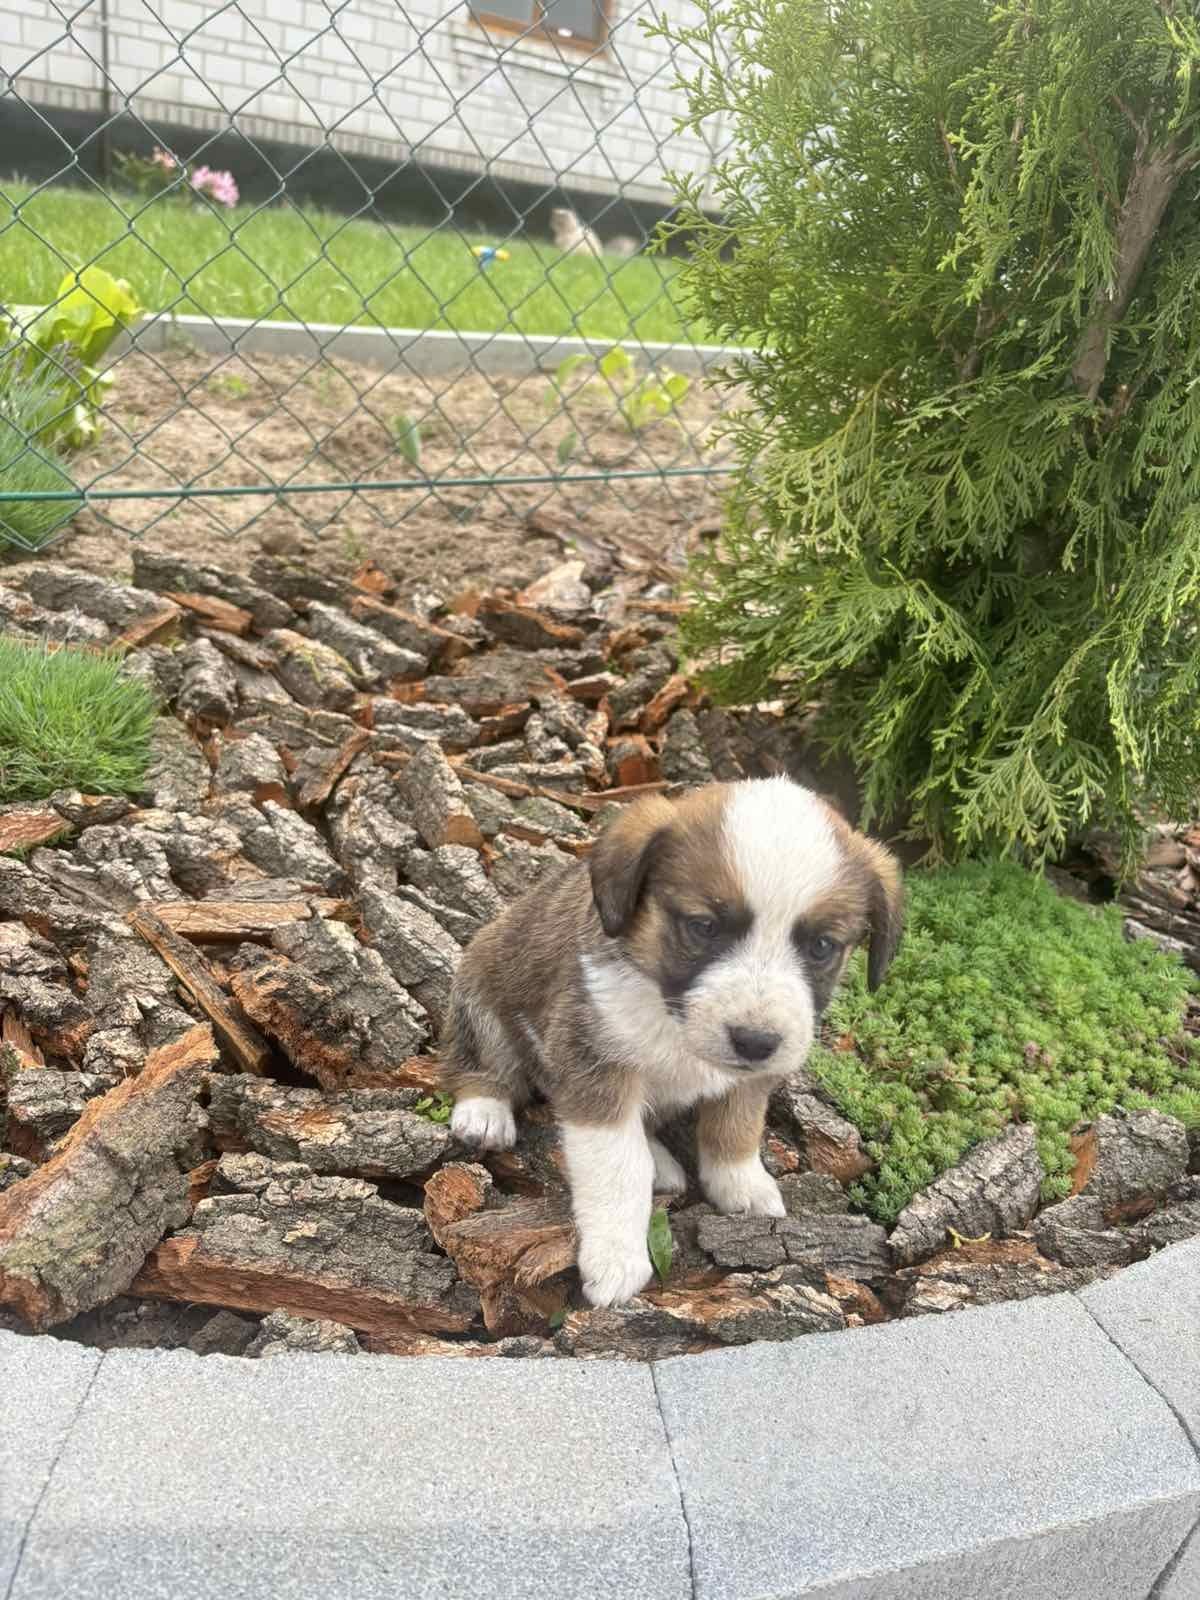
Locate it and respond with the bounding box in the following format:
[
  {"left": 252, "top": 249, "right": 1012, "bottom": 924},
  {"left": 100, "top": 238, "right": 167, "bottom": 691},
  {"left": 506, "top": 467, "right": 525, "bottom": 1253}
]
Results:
[
  {"left": 5, "top": 1069, "right": 121, "bottom": 1162},
  {"left": 0, "top": 1023, "right": 218, "bottom": 1329},
  {"left": 771, "top": 1080, "right": 874, "bottom": 1185},
  {"left": 423, "top": 1162, "right": 494, "bottom": 1246},
  {"left": 297, "top": 728, "right": 371, "bottom": 810},
  {"left": 128, "top": 908, "right": 273, "bottom": 1075},
  {"left": 164, "top": 591, "right": 254, "bottom": 635},
  {"left": 1068, "top": 1109, "right": 1188, "bottom": 1218},
  {"left": 437, "top": 1194, "right": 575, "bottom": 1337},
  {"left": 265, "top": 628, "right": 358, "bottom": 711},
  {"left": 638, "top": 673, "right": 694, "bottom": 734},
  {"left": 1, "top": 1008, "right": 43, "bottom": 1069},
  {"left": 212, "top": 732, "right": 290, "bottom": 806},
  {"left": 897, "top": 1237, "right": 1105, "bottom": 1317},
  {"left": 348, "top": 593, "right": 463, "bottom": 667},
  {"left": 142, "top": 899, "right": 344, "bottom": 942},
  {"left": 359, "top": 884, "right": 461, "bottom": 1030},
  {"left": 399, "top": 742, "right": 484, "bottom": 850},
  {"left": 132, "top": 550, "right": 294, "bottom": 631},
  {"left": 0, "top": 809, "right": 67, "bottom": 855},
  {"left": 132, "top": 1156, "right": 479, "bottom": 1338},
  {"left": 476, "top": 595, "right": 587, "bottom": 651},
  {"left": 889, "top": 1125, "right": 1044, "bottom": 1267},
  {"left": 207, "top": 1074, "right": 453, "bottom": 1180},
  {"left": 695, "top": 1211, "right": 890, "bottom": 1280},
  {"left": 0, "top": 922, "right": 94, "bottom": 1058}
]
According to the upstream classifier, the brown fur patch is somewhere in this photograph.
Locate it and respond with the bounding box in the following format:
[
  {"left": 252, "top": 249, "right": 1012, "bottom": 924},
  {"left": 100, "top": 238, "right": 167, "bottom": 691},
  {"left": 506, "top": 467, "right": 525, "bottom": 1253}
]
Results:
[{"left": 697, "top": 1082, "right": 773, "bottom": 1165}]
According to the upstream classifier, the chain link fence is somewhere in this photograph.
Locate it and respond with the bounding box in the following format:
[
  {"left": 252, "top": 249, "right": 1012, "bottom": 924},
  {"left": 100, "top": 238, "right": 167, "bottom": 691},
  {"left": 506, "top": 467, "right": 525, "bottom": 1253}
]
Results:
[{"left": 0, "top": 0, "right": 741, "bottom": 571}]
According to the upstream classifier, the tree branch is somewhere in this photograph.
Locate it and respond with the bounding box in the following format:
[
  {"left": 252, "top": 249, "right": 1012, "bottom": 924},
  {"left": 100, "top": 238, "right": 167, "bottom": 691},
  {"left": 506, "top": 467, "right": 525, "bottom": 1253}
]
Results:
[{"left": 1071, "top": 139, "right": 1187, "bottom": 404}]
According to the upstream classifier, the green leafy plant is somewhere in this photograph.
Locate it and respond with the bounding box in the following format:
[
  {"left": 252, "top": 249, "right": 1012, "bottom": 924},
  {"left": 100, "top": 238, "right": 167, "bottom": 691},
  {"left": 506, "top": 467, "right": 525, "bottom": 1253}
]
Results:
[
  {"left": 655, "top": 0, "right": 1200, "bottom": 863},
  {"left": 647, "top": 1206, "right": 675, "bottom": 1283},
  {"left": 210, "top": 372, "right": 251, "bottom": 400},
  {"left": 0, "top": 636, "right": 157, "bottom": 804},
  {"left": 112, "top": 147, "right": 183, "bottom": 198},
  {"left": 393, "top": 413, "right": 423, "bottom": 468},
  {"left": 0, "top": 359, "right": 83, "bottom": 550},
  {"left": 2, "top": 265, "right": 143, "bottom": 449},
  {"left": 544, "top": 344, "right": 691, "bottom": 441},
  {"left": 808, "top": 860, "right": 1200, "bottom": 1224},
  {"left": 412, "top": 1091, "right": 454, "bottom": 1125}
]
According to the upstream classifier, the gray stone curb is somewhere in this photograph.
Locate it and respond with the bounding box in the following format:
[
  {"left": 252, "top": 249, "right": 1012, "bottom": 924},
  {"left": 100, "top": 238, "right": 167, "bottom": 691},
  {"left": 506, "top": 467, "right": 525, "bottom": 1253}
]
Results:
[
  {"left": 4, "top": 1246, "right": 1200, "bottom": 1600},
  {"left": 9, "top": 305, "right": 750, "bottom": 379},
  {"left": 123, "top": 313, "right": 749, "bottom": 377}
]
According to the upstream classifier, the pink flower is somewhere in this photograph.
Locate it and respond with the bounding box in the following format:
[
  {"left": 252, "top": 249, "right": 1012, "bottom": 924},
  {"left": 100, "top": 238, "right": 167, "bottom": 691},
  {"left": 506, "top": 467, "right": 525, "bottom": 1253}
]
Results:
[
  {"left": 151, "top": 147, "right": 177, "bottom": 171},
  {"left": 190, "top": 166, "right": 240, "bottom": 208}
]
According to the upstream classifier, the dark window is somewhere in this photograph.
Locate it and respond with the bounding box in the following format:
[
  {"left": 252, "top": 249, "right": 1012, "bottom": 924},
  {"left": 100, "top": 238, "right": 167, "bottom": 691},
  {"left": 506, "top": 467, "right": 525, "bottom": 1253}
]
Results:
[{"left": 469, "top": 0, "right": 607, "bottom": 47}]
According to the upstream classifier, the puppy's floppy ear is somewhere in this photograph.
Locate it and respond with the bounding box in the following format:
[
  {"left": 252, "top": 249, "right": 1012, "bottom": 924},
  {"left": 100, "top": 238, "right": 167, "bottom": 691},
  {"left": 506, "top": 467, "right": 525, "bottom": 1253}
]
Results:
[
  {"left": 588, "top": 795, "right": 675, "bottom": 938},
  {"left": 860, "top": 837, "right": 904, "bottom": 991}
]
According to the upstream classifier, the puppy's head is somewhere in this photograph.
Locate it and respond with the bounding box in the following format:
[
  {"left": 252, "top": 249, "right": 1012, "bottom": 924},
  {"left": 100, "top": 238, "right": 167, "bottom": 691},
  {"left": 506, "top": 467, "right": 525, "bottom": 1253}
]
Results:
[{"left": 588, "top": 777, "right": 903, "bottom": 1078}]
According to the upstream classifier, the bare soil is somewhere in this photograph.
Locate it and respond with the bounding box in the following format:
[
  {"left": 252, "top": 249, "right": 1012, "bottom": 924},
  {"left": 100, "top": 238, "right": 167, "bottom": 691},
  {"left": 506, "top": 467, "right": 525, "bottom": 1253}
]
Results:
[{"left": 30, "top": 346, "right": 733, "bottom": 595}]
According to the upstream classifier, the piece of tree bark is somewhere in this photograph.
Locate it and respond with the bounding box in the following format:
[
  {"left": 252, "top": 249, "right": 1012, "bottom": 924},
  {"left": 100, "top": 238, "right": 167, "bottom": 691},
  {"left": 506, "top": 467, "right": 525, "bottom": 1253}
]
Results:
[
  {"left": 141, "top": 718, "right": 212, "bottom": 811},
  {"left": 0, "top": 808, "right": 67, "bottom": 854},
  {"left": 21, "top": 563, "right": 179, "bottom": 635},
  {"left": 132, "top": 1159, "right": 479, "bottom": 1338},
  {"left": 606, "top": 734, "right": 661, "bottom": 788},
  {"left": 0, "top": 922, "right": 94, "bottom": 1059},
  {"left": 296, "top": 728, "right": 371, "bottom": 810},
  {"left": 348, "top": 593, "right": 462, "bottom": 667},
  {"left": 476, "top": 595, "right": 586, "bottom": 650},
  {"left": 359, "top": 884, "right": 461, "bottom": 1029},
  {"left": 305, "top": 601, "right": 427, "bottom": 684},
  {"left": 265, "top": 628, "right": 358, "bottom": 710},
  {"left": 695, "top": 1211, "right": 890, "bottom": 1280},
  {"left": 0, "top": 1023, "right": 217, "bottom": 1329},
  {"left": 246, "top": 1310, "right": 361, "bottom": 1357},
  {"left": 639, "top": 673, "right": 694, "bottom": 735},
  {"left": 5, "top": 1069, "right": 121, "bottom": 1161},
  {"left": 207, "top": 1074, "right": 453, "bottom": 1180},
  {"left": 140, "top": 899, "right": 342, "bottom": 942},
  {"left": 1032, "top": 1193, "right": 1141, "bottom": 1268},
  {"left": 364, "top": 698, "right": 481, "bottom": 754},
  {"left": 403, "top": 844, "right": 504, "bottom": 929},
  {"left": 128, "top": 908, "right": 273, "bottom": 1074},
  {"left": 1069, "top": 1109, "right": 1189, "bottom": 1219},
  {"left": 557, "top": 1270, "right": 844, "bottom": 1359},
  {"left": 889, "top": 1125, "right": 1044, "bottom": 1267},
  {"left": 897, "top": 1237, "right": 1106, "bottom": 1316},
  {"left": 423, "top": 1162, "right": 494, "bottom": 1245},
  {"left": 770, "top": 1080, "right": 873, "bottom": 1185},
  {"left": 212, "top": 732, "right": 290, "bottom": 805},
  {"left": 164, "top": 591, "right": 254, "bottom": 635},
  {"left": 1, "top": 1008, "right": 43, "bottom": 1069},
  {"left": 399, "top": 742, "right": 484, "bottom": 850},
  {"left": 132, "top": 550, "right": 294, "bottom": 631},
  {"left": 115, "top": 603, "right": 185, "bottom": 651},
  {"left": 208, "top": 795, "right": 345, "bottom": 893},
  {"left": 230, "top": 919, "right": 428, "bottom": 1089},
  {"left": 437, "top": 1194, "right": 575, "bottom": 1337}
]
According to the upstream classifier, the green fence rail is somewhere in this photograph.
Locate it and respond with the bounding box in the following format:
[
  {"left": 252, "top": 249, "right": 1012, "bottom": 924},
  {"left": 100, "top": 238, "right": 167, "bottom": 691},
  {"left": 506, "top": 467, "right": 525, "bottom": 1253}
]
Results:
[{"left": 0, "top": 0, "right": 739, "bottom": 556}]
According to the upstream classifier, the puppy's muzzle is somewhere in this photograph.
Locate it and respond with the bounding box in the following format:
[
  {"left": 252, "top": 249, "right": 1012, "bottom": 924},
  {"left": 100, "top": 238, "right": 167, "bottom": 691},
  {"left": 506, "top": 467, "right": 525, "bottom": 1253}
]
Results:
[{"left": 726, "top": 1024, "right": 782, "bottom": 1065}]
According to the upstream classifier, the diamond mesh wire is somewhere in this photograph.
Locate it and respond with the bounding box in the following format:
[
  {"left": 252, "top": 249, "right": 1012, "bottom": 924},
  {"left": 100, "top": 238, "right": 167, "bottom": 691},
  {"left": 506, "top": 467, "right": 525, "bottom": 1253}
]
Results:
[{"left": 0, "top": 0, "right": 739, "bottom": 558}]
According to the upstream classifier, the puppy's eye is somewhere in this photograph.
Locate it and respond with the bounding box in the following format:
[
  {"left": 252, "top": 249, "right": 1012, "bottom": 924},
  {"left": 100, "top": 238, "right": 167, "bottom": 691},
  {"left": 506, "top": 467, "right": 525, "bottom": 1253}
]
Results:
[
  {"left": 808, "top": 933, "right": 843, "bottom": 963},
  {"left": 683, "top": 915, "right": 719, "bottom": 941}
]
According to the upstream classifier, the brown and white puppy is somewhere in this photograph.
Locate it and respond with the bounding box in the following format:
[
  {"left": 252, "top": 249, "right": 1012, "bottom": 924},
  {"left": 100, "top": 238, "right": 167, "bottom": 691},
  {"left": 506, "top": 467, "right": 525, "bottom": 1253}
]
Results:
[{"left": 442, "top": 777, "right": 903, "bottom": 1308}]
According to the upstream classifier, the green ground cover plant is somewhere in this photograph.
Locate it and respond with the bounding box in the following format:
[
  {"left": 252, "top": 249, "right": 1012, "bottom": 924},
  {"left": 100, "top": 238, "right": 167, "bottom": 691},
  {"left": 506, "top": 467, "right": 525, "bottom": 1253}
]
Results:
[
  {"left": 656, "top": 0, "right": 1200, "bottom": 863},
  {"left": 0, "top": 182, "right": 700, "bottom": 344},
  {"left": 0, "top": 636, "right": 157, "bottom": 806},
  {"left": 0, "top": 364, "right": 81, "bottom": 551},
  {"left": 809, "top": 860, "right": 1200, "bottom": 1223}
]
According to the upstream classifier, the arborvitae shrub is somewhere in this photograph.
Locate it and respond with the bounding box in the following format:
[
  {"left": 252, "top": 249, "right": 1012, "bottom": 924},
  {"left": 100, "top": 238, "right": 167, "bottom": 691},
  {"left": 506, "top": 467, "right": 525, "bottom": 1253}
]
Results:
[{"left": 653, "top": 0, "right": 1200, "bottom": 861}]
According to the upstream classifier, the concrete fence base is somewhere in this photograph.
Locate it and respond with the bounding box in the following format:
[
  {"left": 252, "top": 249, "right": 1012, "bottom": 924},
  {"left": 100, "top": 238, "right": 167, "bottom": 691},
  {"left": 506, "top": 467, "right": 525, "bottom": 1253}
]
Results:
[{"left": 4, "top": 1238, "right": 1199, "bottom": 1599}]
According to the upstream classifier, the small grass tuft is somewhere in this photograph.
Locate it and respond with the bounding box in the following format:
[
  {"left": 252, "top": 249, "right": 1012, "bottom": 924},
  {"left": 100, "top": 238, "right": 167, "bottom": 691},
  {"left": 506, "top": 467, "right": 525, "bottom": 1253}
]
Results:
[
  {"left": 0, "top": 360, "right": 83, "bottom": 551},
  {"left": 0, "top": 636, "right": 157, "bottom": 803},
  {"left": 810, "top": 860, "right": 1200, "bottom": 1224}
]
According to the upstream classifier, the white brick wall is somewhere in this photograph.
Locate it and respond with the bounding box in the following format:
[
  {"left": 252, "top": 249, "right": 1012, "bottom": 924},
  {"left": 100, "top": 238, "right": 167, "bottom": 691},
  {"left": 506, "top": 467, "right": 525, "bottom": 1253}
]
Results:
[{"left": 7, "top": 0, "right": 722, "bottom": 209}]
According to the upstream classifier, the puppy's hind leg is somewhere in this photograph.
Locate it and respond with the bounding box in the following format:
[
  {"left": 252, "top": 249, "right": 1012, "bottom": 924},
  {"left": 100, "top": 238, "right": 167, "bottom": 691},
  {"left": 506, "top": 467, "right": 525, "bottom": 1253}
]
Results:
[{"left": 441, "top": 991, "right": 525, "bottom": 1151}]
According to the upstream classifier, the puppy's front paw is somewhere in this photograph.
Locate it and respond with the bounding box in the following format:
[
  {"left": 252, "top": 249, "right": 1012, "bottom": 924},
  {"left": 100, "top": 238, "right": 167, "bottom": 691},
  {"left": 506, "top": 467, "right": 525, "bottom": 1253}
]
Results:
[
  {"left": 702, "top": 1156, "right": 786, "bottom": 1218},
  {"left": 578, "top": 1241, "right": 654, "bottom": 1308},
  {"left": 649, "top": 1137, "right": 688, "bottom": 1196},
  {"left": 450, "top": 1095, "right": 517, "bottom": 1151}
]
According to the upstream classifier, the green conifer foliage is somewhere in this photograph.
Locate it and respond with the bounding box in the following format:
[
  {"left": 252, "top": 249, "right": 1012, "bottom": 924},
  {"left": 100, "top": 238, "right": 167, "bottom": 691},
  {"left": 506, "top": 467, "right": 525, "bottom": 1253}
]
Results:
[{"left": 654, "top": 0, "right": 1200, "bottom": 860}]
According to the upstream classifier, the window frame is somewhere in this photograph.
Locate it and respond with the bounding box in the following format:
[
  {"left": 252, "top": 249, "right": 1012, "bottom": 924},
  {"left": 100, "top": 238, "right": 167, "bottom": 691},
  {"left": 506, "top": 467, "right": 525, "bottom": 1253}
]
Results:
[{"left": 467, "top": 0, "right": 611, "bottom": 54}]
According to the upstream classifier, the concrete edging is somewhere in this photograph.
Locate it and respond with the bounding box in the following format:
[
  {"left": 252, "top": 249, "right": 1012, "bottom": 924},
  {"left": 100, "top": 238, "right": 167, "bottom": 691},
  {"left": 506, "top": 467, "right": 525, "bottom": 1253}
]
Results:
[
  {"left": 4, "top": 1237, "right": 1200, "bottom": 1599},
  {"left": 114, "top": 312, "right": 754, "bottom": 378}
]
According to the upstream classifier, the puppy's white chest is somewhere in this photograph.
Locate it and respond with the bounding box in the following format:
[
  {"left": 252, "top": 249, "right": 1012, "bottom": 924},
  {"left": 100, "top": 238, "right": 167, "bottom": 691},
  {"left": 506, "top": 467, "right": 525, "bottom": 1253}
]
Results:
[{"left": 582, "top": 954, "right": 731, "bottom": 1117}]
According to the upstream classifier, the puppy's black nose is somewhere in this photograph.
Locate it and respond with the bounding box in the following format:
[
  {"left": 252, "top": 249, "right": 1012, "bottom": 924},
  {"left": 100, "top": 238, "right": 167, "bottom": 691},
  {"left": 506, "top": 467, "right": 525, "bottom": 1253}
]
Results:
[{"left": 727, "top": 1025, "right": 781, "bottom": 1063}]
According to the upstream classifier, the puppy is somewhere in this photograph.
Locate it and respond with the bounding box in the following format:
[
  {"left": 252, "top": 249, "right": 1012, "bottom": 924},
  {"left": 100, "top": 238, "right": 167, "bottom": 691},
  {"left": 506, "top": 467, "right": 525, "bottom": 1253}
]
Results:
[{"left": 442, "top": 777, "right": 903, "bottom": 1308}]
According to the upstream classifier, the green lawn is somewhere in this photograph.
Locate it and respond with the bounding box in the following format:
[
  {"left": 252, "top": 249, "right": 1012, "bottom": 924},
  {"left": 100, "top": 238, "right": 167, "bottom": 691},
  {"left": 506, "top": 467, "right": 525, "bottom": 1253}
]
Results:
[{"left": 0, "top": 181, "right": 703, "bottom": 343}]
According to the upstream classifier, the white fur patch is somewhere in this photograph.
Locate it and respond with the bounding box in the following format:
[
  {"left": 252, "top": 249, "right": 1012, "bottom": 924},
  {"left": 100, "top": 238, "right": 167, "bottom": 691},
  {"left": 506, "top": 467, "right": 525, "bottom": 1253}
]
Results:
[
  {"left": 563, "top": 1113, "right": 655, "bottom": 1307},
  {"left": 700, "top": 1152, "right": 786, "bottom": 1217},
  {"left": 649, "top": 1137, "right": 688, "bottom": 1195},
  {"left": 450, "top": 1095, "right": 516, "bottom": 1151},
  {"left": 582, "top": 954, "right": 734, "bottom": 1116}
]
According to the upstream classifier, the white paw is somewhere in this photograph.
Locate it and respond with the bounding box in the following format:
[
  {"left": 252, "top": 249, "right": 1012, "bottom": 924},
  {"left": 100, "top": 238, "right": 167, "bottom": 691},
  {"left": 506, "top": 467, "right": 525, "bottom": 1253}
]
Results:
[
  {"left": 450, "top": 1095, "right": 516, "bottom": 1151},
  {"left": 702, "top": 1156, "right": 786, "bottom": 1218},
  {"left": 649, "top": 1137, "right": 688, "bottom": 1195},
  {"left": 578, "top": 1240, "right": 654, "bottom": 1308}
]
